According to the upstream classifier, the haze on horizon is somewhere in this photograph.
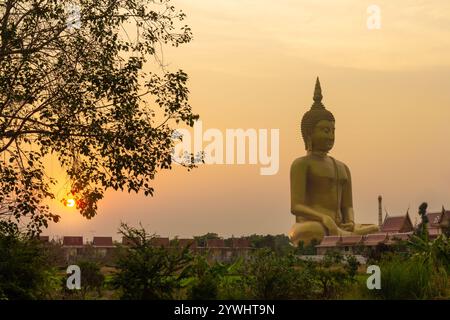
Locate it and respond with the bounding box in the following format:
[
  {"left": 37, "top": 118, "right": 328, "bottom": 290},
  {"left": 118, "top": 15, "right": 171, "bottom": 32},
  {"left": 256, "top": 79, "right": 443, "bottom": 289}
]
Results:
[{"left": 47, "top": 0, "right": 450, "bottom": 241}]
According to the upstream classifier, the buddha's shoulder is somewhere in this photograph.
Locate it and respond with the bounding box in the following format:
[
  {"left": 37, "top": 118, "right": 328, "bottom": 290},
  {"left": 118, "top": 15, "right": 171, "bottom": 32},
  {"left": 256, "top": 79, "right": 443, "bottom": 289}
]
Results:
[
  {"left": 290, "top": 156, "right": 312, "bottom": 169},
  {"left": 330, "top": 157, "right": 351, "bottom": 171}
]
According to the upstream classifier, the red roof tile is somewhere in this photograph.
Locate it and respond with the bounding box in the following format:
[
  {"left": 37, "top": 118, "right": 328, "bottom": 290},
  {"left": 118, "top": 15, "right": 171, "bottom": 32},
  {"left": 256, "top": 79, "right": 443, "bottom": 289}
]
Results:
[
  {"left": 428, "top": 228, "right": 442, "bottom": 236},
  {"left": 176, "top": 238, "right": 197, "bottom": 249},
  {"left": 444, "top": 211, "right": 450, "bottom": 220},
  {"left": 150, "top": 237, "right": 170, "bottom": 248},
  {"left": 39, "top": 236, "right": 49, "bottom": 242},
  {"left": 380, "top": 214, "right": 413, "bottom": 233},
  {"left": 63, "top": 236, "right": 83, "bottom": 246},
  {"left": 364, "top": 233, "right": 388, "bottom": 246},
  {"left": 92, "top": 236, "right": 113, "bottom": 247},
  {"left": 206, "top": 239, "right": 225, "bottom": 248},
  {"left": 427, "top": 212, "right": 443, "bottom": 227},
  {"left": 231, "top": 238, "right": 251, "bottom": 248},
  {"left": 426, "top": 210, "right": 450, "bottom": 227},
  {"left": 122, "top": 236, "right": 141, "bottom": 246},
  {"left": 388, "top": 232, "right": 413, "bottom": 243},
  {"left": 317, "top": 236, "right": 341, "bottom": 247},
  {"left": 341, "top": 235, "right": 363, "bottom": 245}
]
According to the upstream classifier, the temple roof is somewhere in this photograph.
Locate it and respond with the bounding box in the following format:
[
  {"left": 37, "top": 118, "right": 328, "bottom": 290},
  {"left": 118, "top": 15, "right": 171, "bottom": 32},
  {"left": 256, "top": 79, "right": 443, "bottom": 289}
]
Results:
[
  {"left": 39, "top": 236, "right": 50, "bottom": 242},
  {"left": 426, "top": 210, "right": 450, "bottom": 228},
  {"left": 341, "top": 235, "right": 364, "bottom": 245},
  {"left": 427, "top": 212, "right": 443, "bottom": 227},
  {"left": 176, "top": 238, "right": 197, "bottom": 248},
  {"left": 316, "top": 236, "right": 341, "bottom": 247},
  {"left": 380, "top": 213, "right": 413, "bottom": 233},
  {"left": 92, "top": 236, "right": 113, "bottom": 247},
  {"left": 206, "top": 239, "right": 225, "bottom": 248},
  {"left": 149, "top": 237, "right": 170, "bottom": 248},
  {"left": 428, "top": 228, "right": 442, "bottom": 236},
  {"left": 364, "top": 233, "right": 388, "bottom": 246},
  {"left": 63, "top": 236, "right": 83, "bottom": 247},
  {"left": 231, "top": 238, "right": 251, "bottom": 248},
  {"left": 122, "top": 236, "right": 141, "bottom": 246},
  {"left": 387, "top": 232, "right": 413, "bottom": 244}
]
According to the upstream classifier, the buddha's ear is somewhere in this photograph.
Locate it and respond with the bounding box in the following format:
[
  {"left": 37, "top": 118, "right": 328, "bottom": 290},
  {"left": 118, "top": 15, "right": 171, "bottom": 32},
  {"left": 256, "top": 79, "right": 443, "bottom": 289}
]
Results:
[{"left": 306, "top": 136, "right": 313, "bottom": 151}]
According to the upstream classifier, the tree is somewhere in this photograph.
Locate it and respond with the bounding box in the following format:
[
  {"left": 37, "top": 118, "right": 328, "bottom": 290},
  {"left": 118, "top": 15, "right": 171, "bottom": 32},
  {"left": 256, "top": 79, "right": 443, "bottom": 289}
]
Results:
[
  {"left": 0, "top": 232, "right": 55, "bottom": 299},
  {"left": 245, "top": 249, "right": 314, "bottom": 300},
  {"left": 112, "top": 223, "right": 193, "bottom": 299},
  {"left": 0, "top": 0, "right": 198, "bottom": 235},
  {"left": 415, "top": 202, "right": 429, "bottom": 240},
  {"left": 77, "top": 260, "right": 104, "bottom": 298},
  {"left": 344, "top": 254, "right": 360, "bottom": 280},
  {"left": 296, "top": 239, "right": 318, "bottom": 255},
  {"left": 193, "top": 232, "right": 220, "bottom": 247},
  {"left": 247, "top": 234, "right": 293, "bottom": 254},
  {"left": 441, "top": 206, "right": 450, "bottom": 237},
  {"left": 183, "top": 255, "right": 226, "bottom": 300},
  {"left": 370, "top": 253, "right": 446, "bottom": 300}
]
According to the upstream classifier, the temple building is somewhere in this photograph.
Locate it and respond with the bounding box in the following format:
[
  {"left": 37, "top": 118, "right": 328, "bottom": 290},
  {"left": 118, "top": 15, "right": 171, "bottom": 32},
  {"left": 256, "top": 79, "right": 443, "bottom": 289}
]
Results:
[
  {"left": 426, "top": 209, "right": 450, "bottom": 239},
  {"left": 62, "top": 236, "right": 84, "bottom": 262},
  {"left": 149, "top": 237, "right": 170, "bottom": 248},
  {"left": 380, "top": 213, "right": 414, "bottom": 233},
  {"left": 316, "top": 208, "right": 412, "bottom": 254},
  {"left": 39, "top": 234, "right": 254, "bottom": 264},
  {"left": 316, "top": 207, "right": 449, "bottom": 254},
  {"left": 92, "top": 236, "right": 115, "bottom": 257},
  {"left": 316, "top": 236, "right": 341, "bottom": 255}
]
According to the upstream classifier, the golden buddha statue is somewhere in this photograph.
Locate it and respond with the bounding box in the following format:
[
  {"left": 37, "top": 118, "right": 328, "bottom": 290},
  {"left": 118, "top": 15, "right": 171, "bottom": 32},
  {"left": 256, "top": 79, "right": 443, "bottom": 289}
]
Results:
[{"left": 289, "top": 77, "right": 379, "bottom": 246}]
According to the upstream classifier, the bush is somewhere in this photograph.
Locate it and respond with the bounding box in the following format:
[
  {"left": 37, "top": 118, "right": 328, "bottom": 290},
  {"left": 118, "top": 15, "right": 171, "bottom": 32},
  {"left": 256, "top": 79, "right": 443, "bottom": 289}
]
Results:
[
  {"left": 244, "top": 249, "right": 315, "bottom": 299},
  {"left": 112, "top": 223, "right": 193, "bottom": 300},
  {"left": 344, "top": 255, "right": 360, "bottom": 280},
  {"left": 183, "top": 256, "right": 247, "bottom": 300},
  {"left": 0, "top": 234, "right": 56, "bottom": 299},
  {"left": 371, "top": 254, "right": 447, "bottom": 299},
  {"left": 306, "top": 262, "right": 348, "bottom": 299},
  {"left": 184, "top": 256, "right": 220, "bottom": 300},
  {"left": 78, "top": 261, "right": 105, "bottom": 298},
  {"left": 296, "top": 239, "right": 318, "bottom": 255}
]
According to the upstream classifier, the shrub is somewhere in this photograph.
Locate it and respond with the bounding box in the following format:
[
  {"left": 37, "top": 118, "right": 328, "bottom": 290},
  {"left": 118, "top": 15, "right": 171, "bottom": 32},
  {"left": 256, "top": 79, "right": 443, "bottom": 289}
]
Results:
[
  {"left": 371, "top": 254, "right": 446, "bottom": 299},
  {"left": 78, "top": 260, "right": 105, "bottom": 298},
  {"left": 184, "top": 256, "right": 220, "bottom": 300},
  {"left": 344, "top": 255, "right": 360, "bottom": 280},
  {"left": 112, "top": 223, "right": 193, "bottom": 300},
  {"left": 0, "top": 234, "right": 56, "bottom": 299},
  {"left": 244, "top": 249, "right": 315, "bottom": 299}
]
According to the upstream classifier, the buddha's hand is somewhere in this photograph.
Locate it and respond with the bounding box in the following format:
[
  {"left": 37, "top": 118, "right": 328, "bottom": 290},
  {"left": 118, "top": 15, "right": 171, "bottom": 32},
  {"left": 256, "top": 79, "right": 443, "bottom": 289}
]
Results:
[
  {"left": 321, "top": 216, "right": 339, "bottom": 235},
  {"left": 340, "top": 222, "right": 355, "bottom": 232}
]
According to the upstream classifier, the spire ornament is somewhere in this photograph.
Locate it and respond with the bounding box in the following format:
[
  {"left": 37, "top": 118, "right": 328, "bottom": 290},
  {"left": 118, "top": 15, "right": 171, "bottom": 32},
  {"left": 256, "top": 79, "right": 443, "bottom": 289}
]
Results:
[
  {"left": 300, "top": 77, "right": 335, "bottom": 150},
  {"left": 312, "top": 77, "right": 324, "bottom": 109}
]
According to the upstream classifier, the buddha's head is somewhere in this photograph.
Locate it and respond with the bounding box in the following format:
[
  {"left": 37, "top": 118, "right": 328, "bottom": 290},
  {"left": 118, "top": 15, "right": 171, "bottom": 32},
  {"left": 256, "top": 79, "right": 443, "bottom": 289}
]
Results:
[{"left": 301, "top": 77, "right": 335, "bottom": 152}]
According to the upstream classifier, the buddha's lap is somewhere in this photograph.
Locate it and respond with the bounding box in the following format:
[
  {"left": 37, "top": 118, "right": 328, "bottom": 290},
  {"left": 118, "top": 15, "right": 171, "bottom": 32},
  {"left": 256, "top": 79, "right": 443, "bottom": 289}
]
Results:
[{"left": 290, "top": 221, "right": 326, "bottom": 234}]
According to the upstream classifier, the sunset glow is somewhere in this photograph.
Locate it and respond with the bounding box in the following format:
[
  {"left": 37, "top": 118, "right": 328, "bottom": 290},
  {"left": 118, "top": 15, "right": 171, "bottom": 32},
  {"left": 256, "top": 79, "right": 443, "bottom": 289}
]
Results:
[
  {"left": 66, "top": 199, "right": 75, "bottom": 208},
  {"left": 46, "top": 0, "right": 450, "bottom": 239}
]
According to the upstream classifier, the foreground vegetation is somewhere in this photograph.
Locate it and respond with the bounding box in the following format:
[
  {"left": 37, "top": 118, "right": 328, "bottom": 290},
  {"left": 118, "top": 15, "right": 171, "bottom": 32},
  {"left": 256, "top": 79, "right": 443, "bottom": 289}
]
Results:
[{"left": 1, "top": 222, "right": 449, "bottom": 300}]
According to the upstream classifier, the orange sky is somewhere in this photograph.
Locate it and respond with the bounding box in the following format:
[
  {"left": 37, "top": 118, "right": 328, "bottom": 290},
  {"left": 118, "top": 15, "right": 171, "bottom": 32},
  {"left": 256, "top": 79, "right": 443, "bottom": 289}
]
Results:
[{"left": 47, "top": 0, "right": 450, "bottom": 240}]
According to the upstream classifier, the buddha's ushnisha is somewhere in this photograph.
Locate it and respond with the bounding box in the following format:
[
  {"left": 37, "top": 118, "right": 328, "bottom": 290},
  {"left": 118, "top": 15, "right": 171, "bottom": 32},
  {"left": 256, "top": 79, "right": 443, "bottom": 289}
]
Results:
[{"left": 289, "top": 77, "right": 379, "bottom": 246}]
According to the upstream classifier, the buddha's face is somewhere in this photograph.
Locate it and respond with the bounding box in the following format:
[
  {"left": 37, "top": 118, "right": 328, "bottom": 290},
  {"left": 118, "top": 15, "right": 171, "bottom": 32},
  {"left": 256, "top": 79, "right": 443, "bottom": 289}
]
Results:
[{"left": 310, "top": 120, "right": 335, "bottom": 152}]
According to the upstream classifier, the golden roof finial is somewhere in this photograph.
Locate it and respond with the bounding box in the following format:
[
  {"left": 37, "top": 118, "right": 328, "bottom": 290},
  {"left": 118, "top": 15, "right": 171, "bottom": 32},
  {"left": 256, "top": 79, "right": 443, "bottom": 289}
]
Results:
[{"left": 312, "top": 76, "right": 324, "bottom": 109}]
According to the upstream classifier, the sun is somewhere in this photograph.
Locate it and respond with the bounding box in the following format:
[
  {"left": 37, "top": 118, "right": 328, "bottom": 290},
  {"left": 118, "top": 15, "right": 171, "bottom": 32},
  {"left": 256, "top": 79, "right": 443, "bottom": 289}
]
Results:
[{"left": 66, "top": 198, "right": 76, "bottom": 208}]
